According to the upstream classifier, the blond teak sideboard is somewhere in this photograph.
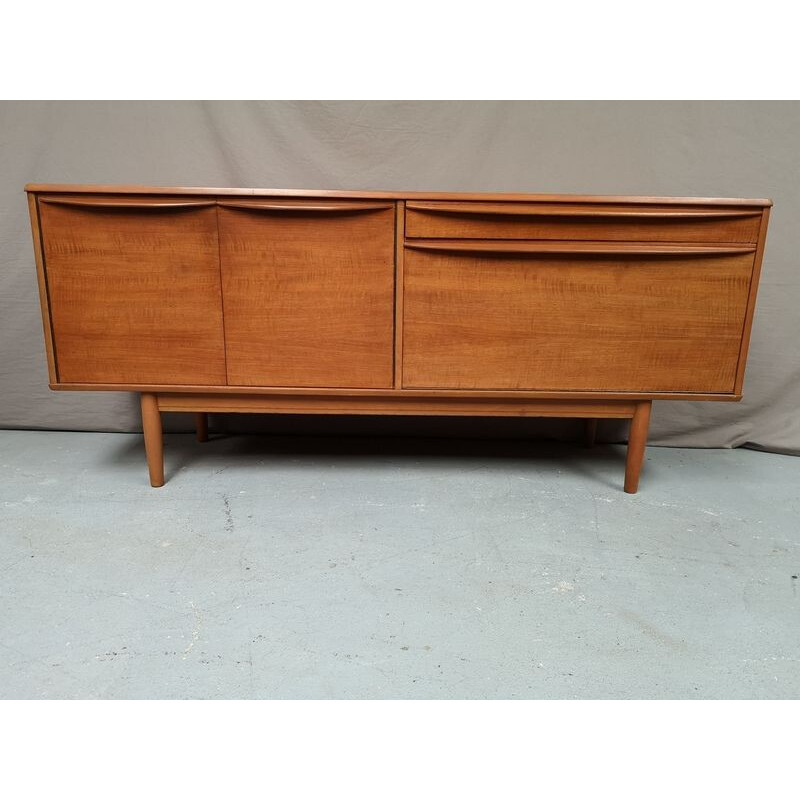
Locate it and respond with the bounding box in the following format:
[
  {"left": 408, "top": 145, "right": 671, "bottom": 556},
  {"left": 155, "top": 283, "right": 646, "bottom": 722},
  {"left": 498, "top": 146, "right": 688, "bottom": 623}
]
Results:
[{"left": 25, "top": 185, "right": 772, "bottom": 492}]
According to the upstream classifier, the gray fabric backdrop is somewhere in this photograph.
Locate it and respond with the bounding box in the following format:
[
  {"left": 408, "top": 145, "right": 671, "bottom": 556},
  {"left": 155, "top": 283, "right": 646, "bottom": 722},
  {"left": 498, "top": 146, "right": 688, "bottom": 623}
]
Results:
[{"left": 1, "top": 101, "right": 798, "bottom": 452}]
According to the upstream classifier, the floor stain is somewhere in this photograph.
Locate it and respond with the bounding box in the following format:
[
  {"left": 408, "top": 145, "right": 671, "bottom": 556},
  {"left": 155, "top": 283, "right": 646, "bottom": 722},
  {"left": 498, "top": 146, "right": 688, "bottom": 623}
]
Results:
[
  {"left": 221, "top": 494, "right": 234, "bottom": 533},
  {"left": 182, "top": 602, "right": 202, "bottom": 659},
  {"left": 618, "top": 609, "right": 688, "bottom": 652}
]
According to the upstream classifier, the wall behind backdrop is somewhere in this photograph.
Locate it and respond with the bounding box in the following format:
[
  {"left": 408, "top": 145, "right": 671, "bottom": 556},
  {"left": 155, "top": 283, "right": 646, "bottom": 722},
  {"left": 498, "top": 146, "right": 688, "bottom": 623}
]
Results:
[{"left": 1, "top": 101, "right": 798, "bottom": 452}]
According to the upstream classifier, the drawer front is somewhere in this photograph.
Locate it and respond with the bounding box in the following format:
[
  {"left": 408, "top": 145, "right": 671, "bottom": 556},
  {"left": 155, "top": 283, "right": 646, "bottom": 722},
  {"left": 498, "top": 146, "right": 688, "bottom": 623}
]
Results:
[
  {"left": 402, "top": 243, "right": 755, "bottom": 393},
  {"left": 218, "top": 199, "right": 395, "bottom": 388},
  {"left": 406, "top": 201, "right": 763, "bottom": 244},
  {"left": 39, "top": 196, "right": 226, "bottom": 385}
]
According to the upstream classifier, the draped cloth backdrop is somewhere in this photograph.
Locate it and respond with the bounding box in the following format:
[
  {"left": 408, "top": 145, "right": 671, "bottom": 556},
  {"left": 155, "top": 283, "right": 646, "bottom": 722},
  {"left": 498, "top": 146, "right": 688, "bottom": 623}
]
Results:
[{"left": 1, "top": 101, "right": 798, "bottom": 453}]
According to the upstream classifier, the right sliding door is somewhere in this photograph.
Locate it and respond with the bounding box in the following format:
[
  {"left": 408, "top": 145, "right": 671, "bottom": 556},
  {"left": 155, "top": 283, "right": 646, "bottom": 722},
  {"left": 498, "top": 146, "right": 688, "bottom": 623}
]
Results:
[{"left": 402, "top": 242, "right": 756, "bottom": 393}]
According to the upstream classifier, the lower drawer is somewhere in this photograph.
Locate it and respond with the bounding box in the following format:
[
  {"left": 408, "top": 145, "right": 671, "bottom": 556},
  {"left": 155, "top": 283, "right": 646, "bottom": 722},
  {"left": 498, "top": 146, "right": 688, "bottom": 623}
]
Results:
[{"left": 402, "top": 242, "right": 755, "bottom": 393}]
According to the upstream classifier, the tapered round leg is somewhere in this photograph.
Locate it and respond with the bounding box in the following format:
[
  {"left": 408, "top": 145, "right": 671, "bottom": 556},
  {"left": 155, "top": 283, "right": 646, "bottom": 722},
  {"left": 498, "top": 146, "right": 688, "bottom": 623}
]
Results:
[
  {"left": 584, "top": 419, "right": 598, "bottom": 448},
  {"left": 141, "top": 392, "right": 164, "bottom": 488},
  {"left": 196, "top": 412, "right": 209, "bottom": 443},
  {"left": 624, "top": 401, "right": 652, "bottom": 494}
]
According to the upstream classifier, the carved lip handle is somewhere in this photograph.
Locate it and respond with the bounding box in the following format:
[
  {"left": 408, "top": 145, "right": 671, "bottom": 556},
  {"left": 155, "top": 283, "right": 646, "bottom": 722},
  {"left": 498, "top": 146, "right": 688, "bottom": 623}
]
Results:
[
  {"left": 40, "top": 198, "right": 216, "bottom": 210},
  {"left": 406, "top": 201, "right": 762, "bottom": 220},
  {"left": 40, "top": 197, "right": 395, "bottom": 214},
  {"left": 405, "top": 240, "right": 758, "bottom": 256},
  {"left": 218, "top": 201, "right": 393, "bottom": 213}
]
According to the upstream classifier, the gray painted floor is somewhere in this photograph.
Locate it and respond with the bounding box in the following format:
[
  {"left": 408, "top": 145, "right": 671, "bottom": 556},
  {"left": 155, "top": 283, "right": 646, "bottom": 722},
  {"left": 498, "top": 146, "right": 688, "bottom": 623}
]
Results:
[{"left": 1, "top": 429, "right": 798, "bottom": 699}]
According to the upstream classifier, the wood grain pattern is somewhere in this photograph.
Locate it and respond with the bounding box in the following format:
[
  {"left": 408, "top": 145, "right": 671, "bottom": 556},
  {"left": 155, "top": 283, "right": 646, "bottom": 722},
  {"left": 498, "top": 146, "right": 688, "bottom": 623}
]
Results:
[
  {"left": 406, "top": 202, "right": 763, "bottom": 243},
  {"left": 40, "top": 198, "right": 216, "bottom": 210},
  {"left": 217, "top": 201, "right": 393, "bottom": 213},
  {"left": 402, "top": 248, "right": 755, "bottom": 393},
  {"left": 27, "top": 186, "right": 772, "bottom": 490},
  {"left": 218, "top": 201, "right": 395, "bottom": 388},
  {"left": 156, "top": 392, "right": 638, "bottom": 417},
  {"left": 624, "top": 401, "right": 652, "bottom": 493},
  {"left": 394, "top": 201, "right": 406, "bottom": 388},
  {"left": 140, "top": 392, "right": 164, "bottom": 487},
  {"left": 25, "top": 185, "right": 773, "bottom": 207},
  {"left": 27, "top": 194, "right": 58, "bottom": 383},
  {"left": 49, "top": 383, "right": 743, "bottom": 402},
  {"left": 406, "top": 201, "right": 762, "bottom": 219},
  {"left": 734, "top": 206, "right": 771, "bottom": 395},
  {"left": 405, "top": 240, "right": 756, "bottom": 256},
  {"left": 39, "top": 198, "right": 226, "bottom": 385},
  {"left": 28, "top": 187, "right": 770, "bottom": 406}
]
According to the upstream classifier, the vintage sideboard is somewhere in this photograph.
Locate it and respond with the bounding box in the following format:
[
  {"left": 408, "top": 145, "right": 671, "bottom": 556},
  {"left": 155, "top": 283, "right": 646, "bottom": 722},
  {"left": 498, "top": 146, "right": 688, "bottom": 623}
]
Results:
[{"left": 25, "top": 185, "right": 771, "bottom": 492}]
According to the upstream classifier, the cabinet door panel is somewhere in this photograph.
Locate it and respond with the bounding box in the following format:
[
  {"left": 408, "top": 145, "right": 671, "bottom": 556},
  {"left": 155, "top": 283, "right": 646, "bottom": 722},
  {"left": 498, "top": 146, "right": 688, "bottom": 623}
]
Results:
[
  {"left": 218, "top": 202, "right": 395, "bottom": 388},
  {"left": 402, "top": 247, "right": 754, "bottom": 393},
  {"left": 39, "top": 197, "right": 226, "bottom": 385}
]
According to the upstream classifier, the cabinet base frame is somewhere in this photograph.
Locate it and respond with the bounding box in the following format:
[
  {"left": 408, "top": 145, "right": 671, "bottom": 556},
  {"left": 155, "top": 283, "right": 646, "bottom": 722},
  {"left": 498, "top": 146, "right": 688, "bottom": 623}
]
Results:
[{"left": 141, "top": 392, "right": 652, "bottom": 494}]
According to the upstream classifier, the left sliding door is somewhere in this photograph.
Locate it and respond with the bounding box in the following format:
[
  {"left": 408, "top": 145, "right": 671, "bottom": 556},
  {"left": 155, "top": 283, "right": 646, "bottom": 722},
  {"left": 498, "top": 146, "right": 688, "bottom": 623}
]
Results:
[{"left": 38, "top": 196, "right": 226, "bottom": 386}]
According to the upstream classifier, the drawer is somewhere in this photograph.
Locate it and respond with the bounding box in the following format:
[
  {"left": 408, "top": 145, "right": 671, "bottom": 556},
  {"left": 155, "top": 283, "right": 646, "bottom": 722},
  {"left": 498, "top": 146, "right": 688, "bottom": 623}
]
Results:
[
  {"left": 405, "top": 201, "right": 763, "bottom": 244},
  {"left": 402, "top": 240, "right": 756, "bottom": 393}
]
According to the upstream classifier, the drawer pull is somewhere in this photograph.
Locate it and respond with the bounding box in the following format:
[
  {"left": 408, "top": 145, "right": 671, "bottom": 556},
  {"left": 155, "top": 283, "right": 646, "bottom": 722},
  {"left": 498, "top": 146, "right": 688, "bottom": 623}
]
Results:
[
  {"left": 405, "top": 240, "right": 757, "bottom": 256},
  {"left": 40, "top": 198, "right": 215, "bottom": 210},
  {"left": 218, "top": 201, "right": 393, "bottom": 213},
  {"left": 406, "top": 202, "right": 761, "bottom": 220}
]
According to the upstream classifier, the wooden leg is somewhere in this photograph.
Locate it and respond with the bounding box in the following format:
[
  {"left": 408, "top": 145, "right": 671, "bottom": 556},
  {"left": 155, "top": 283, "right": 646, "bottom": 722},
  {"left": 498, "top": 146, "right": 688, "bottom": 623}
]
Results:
[
  {"left": 141, "top": 392, "right": 164, "bottom": 488},
  {"left": 584, "top": 418, "right": 598, "bottom": 448},
  {"left": 196, "top": 412, "right": 209, "bottom": 443},
  {"left": 624, "top": 400, "right": 652, "bottom": 494}
]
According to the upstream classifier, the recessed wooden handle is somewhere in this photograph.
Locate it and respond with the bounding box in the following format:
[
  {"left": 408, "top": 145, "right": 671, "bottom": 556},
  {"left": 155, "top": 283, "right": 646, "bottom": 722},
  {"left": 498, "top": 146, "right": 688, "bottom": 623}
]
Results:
[
  {"left": 218, "top": 201, "right": 393, "bottom": 213},
  {"left": 40, "top": 198, "right": 216, "bottom": 210},
  {"left": 406, "top": 201, "right": 761, "bottom": 220},
  {"left": 405, "top": 240, "right": 757, "bottom": 256}
]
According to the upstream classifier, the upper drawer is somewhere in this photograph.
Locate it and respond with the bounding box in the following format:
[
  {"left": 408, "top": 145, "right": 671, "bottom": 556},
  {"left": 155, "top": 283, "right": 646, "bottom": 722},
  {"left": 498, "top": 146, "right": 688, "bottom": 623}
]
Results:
[{"left": 405, "top": 201, "right": 763, "bottom": 244}]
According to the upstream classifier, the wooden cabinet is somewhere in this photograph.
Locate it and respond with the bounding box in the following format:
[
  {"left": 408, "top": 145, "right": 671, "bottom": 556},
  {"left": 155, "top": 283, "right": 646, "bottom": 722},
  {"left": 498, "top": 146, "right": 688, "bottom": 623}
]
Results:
[{"left": 26, "top": 185, "right": 772, "bottom": 492}]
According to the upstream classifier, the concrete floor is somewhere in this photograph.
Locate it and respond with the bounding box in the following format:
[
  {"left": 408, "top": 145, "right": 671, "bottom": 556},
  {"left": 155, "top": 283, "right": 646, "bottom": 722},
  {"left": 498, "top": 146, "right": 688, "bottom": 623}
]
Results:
[{"left": 1, "top": 429, "right": 798, "bottom": 699}]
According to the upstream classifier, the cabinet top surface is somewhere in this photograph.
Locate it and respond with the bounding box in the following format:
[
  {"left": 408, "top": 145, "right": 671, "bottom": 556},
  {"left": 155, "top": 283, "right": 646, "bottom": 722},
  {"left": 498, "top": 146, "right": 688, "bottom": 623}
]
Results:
[{"left": 24, "top": 184, "right": 773, "bottom": 207}]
